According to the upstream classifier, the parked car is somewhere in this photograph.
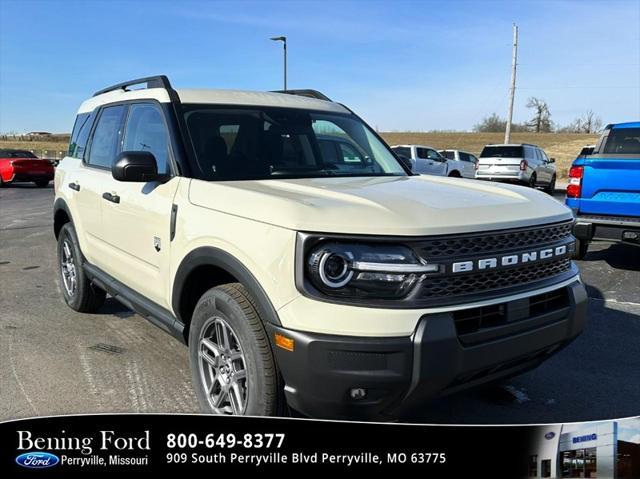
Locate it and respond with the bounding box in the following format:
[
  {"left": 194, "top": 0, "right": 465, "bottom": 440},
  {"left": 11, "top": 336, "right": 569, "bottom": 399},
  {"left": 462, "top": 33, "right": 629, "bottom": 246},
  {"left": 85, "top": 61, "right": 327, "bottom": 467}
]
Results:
[
  {"left": 0, "top": 149, "right": 54, "bottom": 187},
  {"left": 567, "top": 122, "right": 640, "bottom": 259},
  {"left": 576, "top": 145, "right": 595, "bottom": 159},
  {"left": 438, "top": 149, "right": 479, "bottom": 179},
  {"left": 476, "top": 143, "right": 557, "bottom": 194},
  {"left": 390, "top": 144, "right": 454, "bottom": 176},
  {"left": 54, "top": 75, "right": 585, "bottom": 419}
]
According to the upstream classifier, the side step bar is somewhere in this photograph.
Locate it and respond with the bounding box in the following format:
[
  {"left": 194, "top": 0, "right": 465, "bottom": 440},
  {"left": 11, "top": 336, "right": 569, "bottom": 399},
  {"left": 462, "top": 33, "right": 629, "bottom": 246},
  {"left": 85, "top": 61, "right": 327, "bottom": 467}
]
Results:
[{"left": 84, "top": 263, "right": 186, "bottom": 344}]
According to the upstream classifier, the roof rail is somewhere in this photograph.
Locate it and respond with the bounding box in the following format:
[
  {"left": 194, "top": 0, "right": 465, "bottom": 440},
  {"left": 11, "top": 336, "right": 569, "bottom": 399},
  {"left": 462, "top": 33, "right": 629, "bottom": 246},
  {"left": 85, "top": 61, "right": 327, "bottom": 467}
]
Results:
[
  {"left": 271, "top": 89, "right": 332, "bottom": 102},
  {"left": 93, "top": 75, "right": 172, "bottom": 97}
]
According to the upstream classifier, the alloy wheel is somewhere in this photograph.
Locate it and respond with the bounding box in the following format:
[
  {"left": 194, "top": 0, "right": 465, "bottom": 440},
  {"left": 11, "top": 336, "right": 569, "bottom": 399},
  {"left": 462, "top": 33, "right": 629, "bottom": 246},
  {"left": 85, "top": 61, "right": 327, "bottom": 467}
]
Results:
[
  {"left": 60, "top": 239, "right": 77, "bottom": 297},
  {"left": 198, "top": 316, "right": 248, "bottom": 415}
]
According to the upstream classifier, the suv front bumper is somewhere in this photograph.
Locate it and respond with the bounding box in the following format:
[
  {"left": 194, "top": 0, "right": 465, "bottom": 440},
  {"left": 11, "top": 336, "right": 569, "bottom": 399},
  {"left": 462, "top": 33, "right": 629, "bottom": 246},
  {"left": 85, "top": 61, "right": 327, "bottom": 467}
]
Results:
[{"left": 268, "top": 279, "right": 587, "bottom": 420}]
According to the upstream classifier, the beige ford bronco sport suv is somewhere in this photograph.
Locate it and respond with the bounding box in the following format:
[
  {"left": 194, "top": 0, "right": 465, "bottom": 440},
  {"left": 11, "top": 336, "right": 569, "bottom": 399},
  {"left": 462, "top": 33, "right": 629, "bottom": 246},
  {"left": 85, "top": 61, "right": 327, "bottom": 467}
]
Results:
[{"left": 54, "top": 76, "right": 586, "bottom": 419}]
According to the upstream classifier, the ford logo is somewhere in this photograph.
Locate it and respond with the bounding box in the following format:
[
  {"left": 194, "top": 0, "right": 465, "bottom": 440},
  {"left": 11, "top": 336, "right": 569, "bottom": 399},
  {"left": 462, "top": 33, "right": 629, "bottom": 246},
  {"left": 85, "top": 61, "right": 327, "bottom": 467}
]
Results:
[
  {"left": 545, "top": 432, "right": 556, "bottom": 440},
  {"left": 15, "top": 452, "right": 60, "bottom": 469}
]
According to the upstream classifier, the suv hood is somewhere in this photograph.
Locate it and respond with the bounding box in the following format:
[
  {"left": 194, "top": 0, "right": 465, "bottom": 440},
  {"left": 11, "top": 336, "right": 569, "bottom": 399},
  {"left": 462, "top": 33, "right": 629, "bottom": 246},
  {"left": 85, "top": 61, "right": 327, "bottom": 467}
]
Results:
[{"left": 188, "top": 175, "right": 572, "bottom": 236}]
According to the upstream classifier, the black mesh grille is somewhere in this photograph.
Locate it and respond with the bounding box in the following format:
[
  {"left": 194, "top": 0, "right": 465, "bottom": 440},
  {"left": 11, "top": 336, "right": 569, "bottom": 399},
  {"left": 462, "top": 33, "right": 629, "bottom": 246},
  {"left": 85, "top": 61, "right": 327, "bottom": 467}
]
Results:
[
  {"left": 418, "top": 258, "right": 572, "bottom": 300},
  {"left": 416, "top": 221, "right": 573, "bottom": 258}
]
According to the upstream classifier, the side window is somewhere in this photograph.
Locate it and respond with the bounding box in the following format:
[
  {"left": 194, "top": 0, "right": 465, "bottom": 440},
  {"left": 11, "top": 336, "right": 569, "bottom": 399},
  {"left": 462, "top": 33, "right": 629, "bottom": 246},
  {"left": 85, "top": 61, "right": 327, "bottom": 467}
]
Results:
[
  {"left": 524, "top": 146, "right": 535, "bottom": 161},
  {"left": 469, "top": 154, "right": 478, "bottom": 164},
  {"left": 319, "top": 140, "right": 339, "bottom": 164},
  {"left": 68, "top": 112, "right": 95, "bottom": 159},
  {"left": 87, "top": 105, "right": 126, "bottom": 168},
  {"left": 123, "top": 103, "right": 171, "bottom": 174},
  {"left": 416, "top": 148, "right": 429, "bottom": 159},
  {"left": 426, "top": 149, "right": 441, "bottom": 160},
  {"left": 220, "top": 125, "right": 239, "bottom": 154},
  {"left": 459, "top": 152, "right": 470, "bottom": 162},
  {"left": 339, "top": 143, "right": 364, "bottom": 163},
  {"left": 539, "top": 150, "right": 550, "bottom": 163}
]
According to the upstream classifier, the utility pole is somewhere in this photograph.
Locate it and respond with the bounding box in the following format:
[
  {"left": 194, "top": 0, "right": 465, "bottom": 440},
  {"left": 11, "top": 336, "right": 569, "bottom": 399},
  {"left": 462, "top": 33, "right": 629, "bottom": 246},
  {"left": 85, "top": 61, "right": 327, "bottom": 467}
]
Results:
[
  {"left": 504, "top": 23, "right": 518, "bottom": 144},
  {"left": 270, "top": 36, "right": 287, "bottom": 90}
]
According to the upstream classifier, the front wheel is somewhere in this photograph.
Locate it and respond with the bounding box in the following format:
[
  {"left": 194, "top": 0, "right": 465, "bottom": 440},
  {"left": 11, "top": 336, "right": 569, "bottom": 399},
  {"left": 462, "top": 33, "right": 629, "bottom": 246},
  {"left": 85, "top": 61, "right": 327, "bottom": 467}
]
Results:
[
  {"left": 189, "top": 283, "right": 284, "bottom": 416},
  {"left": 545, "top": 175, "right": 556, "bottom": 195}
]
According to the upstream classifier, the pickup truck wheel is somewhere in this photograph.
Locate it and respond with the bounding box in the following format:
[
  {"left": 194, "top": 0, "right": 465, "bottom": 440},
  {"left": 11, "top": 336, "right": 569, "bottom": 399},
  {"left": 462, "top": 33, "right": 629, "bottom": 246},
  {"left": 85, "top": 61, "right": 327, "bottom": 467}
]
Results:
[
  {"left": 545, "top": 175, "right": 556, "bottom": 195},
  {"left": 189, "top": 283, "right": 284, "bottom": 416},
  {"left": 528, "top": 174, "right": 537, "bottom": 188},
  {"left": 57, "top": 223, "right": 106, "bottom": 312},
  {"left": 448, "top": 171, "right": 461, "bottom": 177},
  {"left": 573, "top": 238, "right": 589, "bottom": 260}
]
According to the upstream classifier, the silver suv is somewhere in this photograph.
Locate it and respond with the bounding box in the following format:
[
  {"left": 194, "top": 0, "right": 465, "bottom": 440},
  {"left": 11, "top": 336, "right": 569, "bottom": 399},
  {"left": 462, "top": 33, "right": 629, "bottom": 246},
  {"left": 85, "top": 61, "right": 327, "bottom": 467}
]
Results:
[{"left": 476, "top": 143, "right": 557, "bottom": 193}]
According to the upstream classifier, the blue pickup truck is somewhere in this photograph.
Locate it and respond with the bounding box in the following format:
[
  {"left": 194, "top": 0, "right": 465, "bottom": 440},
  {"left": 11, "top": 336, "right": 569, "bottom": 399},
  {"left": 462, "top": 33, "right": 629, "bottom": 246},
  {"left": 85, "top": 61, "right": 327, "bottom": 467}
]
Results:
[{"left": 566, "top": 121, "right": 640, "bottom": 259}]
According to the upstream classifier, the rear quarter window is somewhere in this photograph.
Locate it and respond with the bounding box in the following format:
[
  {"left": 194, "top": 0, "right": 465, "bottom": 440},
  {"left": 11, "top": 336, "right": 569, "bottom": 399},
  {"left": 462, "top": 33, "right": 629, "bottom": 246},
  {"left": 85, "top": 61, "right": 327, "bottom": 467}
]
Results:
[
  {"left": 603, "top": 128, "right": 640, "bottom": 155},
  {"left": 68, "top": 112, "right": 95, "bottom": 159}
]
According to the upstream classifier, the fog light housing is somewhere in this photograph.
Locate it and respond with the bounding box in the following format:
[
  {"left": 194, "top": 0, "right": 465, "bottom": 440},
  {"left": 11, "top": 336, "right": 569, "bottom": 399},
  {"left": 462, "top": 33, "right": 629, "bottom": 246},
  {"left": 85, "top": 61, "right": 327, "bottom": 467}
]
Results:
[{"left": 350, "top": 388, "right": 367, "bottom": 400}]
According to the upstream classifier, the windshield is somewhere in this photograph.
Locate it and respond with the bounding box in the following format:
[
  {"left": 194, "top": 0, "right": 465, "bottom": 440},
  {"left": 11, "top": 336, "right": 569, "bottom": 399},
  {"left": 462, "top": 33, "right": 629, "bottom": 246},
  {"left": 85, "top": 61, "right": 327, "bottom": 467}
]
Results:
[
  {"left": 0, "top": 150, "right": 37, "bottom": 158},
  {"left": 480, "top": 146, "right": 523, "bottom": 158},
  {"left": 603, "top": 128, "right": 640, "bottom": 155},
  {"left": 183, "top": 106, "right": 406, "bottom": 180}
]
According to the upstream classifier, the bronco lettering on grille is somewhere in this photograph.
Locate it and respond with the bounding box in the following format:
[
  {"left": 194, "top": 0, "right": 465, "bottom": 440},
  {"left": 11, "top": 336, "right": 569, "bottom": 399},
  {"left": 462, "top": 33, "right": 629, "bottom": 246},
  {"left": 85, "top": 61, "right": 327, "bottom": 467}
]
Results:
[{"left": 452, "top": 245, "right": 569, "bottom": 273}]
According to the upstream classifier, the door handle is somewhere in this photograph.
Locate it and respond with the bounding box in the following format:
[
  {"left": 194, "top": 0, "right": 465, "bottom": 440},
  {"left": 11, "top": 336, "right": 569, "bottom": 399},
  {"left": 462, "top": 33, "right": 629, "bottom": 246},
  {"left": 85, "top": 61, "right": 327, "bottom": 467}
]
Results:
[
  {"left": 68, "top": 182, "right": 80, "bottom": 191},
  {"left": 102, "top": 192, "right": 120, "bottom": 204}
]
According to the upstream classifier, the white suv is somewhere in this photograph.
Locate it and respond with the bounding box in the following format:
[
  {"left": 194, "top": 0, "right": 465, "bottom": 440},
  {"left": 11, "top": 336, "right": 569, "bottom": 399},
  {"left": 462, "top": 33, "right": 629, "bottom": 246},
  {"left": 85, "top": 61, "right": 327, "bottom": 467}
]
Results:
[
  {"left": 54, "top": 76, "right": 586, "bottom": 420},
  {"left": 476, "top": 143, "right": 557, "bottom": 194}
]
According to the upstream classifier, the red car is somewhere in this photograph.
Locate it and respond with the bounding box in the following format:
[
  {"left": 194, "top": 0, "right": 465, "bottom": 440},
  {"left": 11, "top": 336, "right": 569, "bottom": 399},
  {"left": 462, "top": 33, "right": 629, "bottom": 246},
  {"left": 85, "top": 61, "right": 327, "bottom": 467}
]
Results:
[{"left": 0, "top": 149, "right": 55, "bottom": 187}]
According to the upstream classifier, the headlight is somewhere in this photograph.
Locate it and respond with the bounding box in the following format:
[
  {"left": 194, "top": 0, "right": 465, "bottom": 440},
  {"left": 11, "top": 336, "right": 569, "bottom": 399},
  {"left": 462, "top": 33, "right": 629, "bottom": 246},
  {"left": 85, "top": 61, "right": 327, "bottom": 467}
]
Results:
[{"left": 306, "top": 242, "right": 440, "bottom": 299}]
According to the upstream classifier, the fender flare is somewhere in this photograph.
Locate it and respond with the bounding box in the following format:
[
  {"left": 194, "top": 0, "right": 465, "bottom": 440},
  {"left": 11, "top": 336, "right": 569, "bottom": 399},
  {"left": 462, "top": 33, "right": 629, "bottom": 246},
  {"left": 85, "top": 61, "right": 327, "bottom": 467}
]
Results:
[
  {"left": 53, "top": 197, "right": 74, "bottom": 238},
  {"left": 172, "top": 246, "right": 282, "bottom": 326}
]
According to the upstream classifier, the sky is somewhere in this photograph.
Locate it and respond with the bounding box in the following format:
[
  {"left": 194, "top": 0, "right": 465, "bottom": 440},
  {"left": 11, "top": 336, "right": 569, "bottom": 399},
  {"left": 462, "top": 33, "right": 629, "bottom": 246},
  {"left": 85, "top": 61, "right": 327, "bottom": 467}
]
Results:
[{"left": 0, "top": 0, "right": 639, "bottom": 133}]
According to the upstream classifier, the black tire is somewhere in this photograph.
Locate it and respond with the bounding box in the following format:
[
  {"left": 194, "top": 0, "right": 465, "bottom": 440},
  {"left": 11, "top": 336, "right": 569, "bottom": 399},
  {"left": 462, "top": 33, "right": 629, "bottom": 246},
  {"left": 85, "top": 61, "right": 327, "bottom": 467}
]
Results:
[
  {"left": 189, "top": 283, "right": 284, "bottom": 416},
  {"left": 528, "top": 173, "right": 537, "bottom": 188},
  {"left": 57, "top": 223, "right": 106, "bottom": 312},
  {"left": 34, "top": 179, "right": 49, "bottom": 187},
  {"left": 573, "top": 238, "right": 589, "bottom": 260},
  {"left": 0, "top": 177, "right": 6, "bottom": 187},
  {"left": 448, "top": 171, "right": 461, "bottom": 178},
  {"left": 545, "top": 175, "right": 556, "bottom": 195}
]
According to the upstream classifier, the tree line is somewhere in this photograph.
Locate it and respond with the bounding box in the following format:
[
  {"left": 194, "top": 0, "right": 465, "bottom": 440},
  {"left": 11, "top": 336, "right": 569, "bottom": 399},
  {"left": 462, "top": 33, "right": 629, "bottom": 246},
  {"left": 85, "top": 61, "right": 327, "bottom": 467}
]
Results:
[{"left": 474, "top": 97, "right": 603, "bottom": 134}]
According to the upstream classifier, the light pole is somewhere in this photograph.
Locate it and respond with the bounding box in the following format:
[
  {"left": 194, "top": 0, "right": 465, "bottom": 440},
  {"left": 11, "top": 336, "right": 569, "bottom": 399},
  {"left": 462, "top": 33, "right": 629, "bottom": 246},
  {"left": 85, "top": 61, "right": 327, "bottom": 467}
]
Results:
[{"left": 270, "top": 36, "right": 287, "bottom": 91}]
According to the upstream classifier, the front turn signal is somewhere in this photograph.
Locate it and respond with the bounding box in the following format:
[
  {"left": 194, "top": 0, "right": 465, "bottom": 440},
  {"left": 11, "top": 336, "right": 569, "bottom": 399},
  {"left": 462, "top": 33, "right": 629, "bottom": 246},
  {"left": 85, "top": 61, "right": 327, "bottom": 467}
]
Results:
[{"left": 275, "top": 333, "right": 295, "bottom": 352}]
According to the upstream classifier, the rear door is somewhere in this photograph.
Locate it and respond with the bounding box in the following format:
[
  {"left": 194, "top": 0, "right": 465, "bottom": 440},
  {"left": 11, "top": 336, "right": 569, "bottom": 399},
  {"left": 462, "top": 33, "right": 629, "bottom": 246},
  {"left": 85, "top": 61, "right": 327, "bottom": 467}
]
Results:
[
  {"left": 579, "top": 126, "right": 640, "bottom": 217},
  {"left": 77, "top": 104, "right": 128, "bottom": 265},
  {"left": 458, "top": 152, "right": 476, "bottom": 178}
]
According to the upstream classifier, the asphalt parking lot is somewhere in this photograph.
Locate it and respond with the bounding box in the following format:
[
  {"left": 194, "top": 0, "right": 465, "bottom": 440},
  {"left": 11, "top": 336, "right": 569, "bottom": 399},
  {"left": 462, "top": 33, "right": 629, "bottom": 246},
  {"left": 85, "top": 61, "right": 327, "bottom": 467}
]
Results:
[{"left": 1, "top": 184, "right": 638, "bottom": 424}]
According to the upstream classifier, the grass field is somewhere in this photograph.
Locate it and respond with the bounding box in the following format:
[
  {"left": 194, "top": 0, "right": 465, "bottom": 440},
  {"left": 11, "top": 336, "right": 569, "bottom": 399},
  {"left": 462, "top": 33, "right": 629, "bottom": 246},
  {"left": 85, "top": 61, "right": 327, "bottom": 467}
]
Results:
[{"left": 0, "top": 132, "right": 598, "bottom": 178}]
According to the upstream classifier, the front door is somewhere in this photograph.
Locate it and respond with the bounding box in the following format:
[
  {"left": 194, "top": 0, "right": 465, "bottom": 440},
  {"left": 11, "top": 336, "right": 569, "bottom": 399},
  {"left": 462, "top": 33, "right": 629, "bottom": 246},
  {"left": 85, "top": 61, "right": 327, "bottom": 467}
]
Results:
[
  {"left": 415, "top": 147, "right": 448, "bottom": 176},
  {"left": 98, "top": 102, "right": 180, "bottom": 308}
]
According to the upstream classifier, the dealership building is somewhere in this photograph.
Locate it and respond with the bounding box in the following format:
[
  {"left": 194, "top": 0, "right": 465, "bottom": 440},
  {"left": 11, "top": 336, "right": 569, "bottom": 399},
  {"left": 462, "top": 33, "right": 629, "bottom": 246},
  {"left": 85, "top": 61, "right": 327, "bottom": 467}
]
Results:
[{"left": 528, "top": 420, "right": 640, "bottom": 478}]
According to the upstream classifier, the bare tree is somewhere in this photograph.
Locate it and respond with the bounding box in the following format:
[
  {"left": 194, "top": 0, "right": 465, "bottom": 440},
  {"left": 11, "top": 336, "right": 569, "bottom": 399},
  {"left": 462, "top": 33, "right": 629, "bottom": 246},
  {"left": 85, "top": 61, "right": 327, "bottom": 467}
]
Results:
[
  {"left": 526, "top": 97, "right": 552, "bottom": 132},
  {"left": 576, "top": 110, "right": 603, "bottom": 133}
]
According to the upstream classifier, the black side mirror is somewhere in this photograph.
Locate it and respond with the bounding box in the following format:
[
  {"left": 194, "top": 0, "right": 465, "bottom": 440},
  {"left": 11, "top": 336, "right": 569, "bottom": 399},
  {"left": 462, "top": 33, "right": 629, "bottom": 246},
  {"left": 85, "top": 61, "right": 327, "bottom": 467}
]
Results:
[
  {"left": 112, "top": 151, "right": 161, "bottom": 182},
  {"left": 549, "top": 158, "right": 556, "bottom": 163},
  {"left": 397, "top": 155, "right": 413, "bottom": 171}
]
